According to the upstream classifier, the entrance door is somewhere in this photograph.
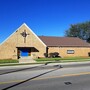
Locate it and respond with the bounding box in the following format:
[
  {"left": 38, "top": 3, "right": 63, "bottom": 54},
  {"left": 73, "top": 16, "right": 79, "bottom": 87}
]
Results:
[
  {"left": 21, "top": 50, "right": 28, "bottom": 56},
  {"left": 20, "top": 48, "right": 29, "bottom": 56}
]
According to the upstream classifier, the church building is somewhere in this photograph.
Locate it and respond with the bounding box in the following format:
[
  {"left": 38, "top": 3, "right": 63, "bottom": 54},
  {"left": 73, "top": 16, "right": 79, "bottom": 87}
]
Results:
[{"left": 0, "top": 23, "right": 90, "bottom": 60}]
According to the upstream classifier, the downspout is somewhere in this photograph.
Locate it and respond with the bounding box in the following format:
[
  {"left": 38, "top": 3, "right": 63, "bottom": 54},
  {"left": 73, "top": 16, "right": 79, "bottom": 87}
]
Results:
[{"left": 46, "top": 47, "right": 48, "bottom": 58}]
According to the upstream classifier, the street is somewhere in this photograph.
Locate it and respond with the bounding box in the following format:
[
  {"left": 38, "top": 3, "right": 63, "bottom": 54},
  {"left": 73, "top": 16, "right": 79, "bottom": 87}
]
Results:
[{"left": 0, "top": 62, "right": 90, "bottom": 90}]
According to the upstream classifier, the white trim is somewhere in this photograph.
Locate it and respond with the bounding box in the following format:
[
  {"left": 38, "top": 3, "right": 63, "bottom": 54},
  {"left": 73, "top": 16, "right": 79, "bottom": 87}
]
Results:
[
  {"left": 0, "top": 23, "right": 25, "bottom": 45},
  {"left": 0, "top": 34, "right": 11, "bottom": 45},
  {"left": 23, "top": 23, "right": 46, "bottom": 47},
  {"left": 0, "top": 23, "right": 46, "bottom": 47}
]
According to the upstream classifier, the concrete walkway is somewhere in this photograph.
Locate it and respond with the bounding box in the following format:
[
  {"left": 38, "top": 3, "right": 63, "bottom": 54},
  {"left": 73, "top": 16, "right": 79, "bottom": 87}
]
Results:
[
  {"left": 19, "top": 56, "right": 36, "bottom": 63},
  {"left": 0, "top": 61, "right": 90, "bottom": 70}
]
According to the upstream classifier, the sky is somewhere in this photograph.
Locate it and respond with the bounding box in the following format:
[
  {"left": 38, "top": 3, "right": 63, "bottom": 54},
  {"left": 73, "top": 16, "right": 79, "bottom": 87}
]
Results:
[{"left": 0, "top": 0, "right": 90, "bottom": 43}]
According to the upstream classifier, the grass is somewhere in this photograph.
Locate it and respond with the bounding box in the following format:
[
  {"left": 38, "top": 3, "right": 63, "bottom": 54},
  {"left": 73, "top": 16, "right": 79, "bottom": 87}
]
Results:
[
  {"left": 0, "top": 59, "right": 19, "bottom": 63},
  {"left": 0, "top": 57, "right": 90, "bottom": 66},
  {"left": 0, "top": 59, "right": 43, "bottom": 66},
  {"left": 35, "top": 57, "right": 90, "bottom": 62}
]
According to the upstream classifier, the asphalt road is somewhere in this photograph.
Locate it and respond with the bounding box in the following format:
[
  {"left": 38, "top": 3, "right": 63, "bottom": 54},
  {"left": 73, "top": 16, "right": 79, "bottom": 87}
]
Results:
[
  {"left": 0, "top": 61, "right": 90, "bottom": 75},
  {"left": 0, "top": 62, "right": 90, "bottom": 90}
]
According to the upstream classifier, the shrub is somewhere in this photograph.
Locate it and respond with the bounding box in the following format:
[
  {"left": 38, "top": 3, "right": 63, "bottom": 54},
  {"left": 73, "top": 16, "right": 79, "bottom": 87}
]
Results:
[
  {"left": 49, "top": 52, "right": 60, "bottom": 58},
  {"left": 44, "top": 53, "right": 48, "bottom": 58},
  {"left": 49, "top": 53, "right": 54, "bottom": 58},
  {"left": 54, "top": 52, "right": 59, "bottom": 57}
]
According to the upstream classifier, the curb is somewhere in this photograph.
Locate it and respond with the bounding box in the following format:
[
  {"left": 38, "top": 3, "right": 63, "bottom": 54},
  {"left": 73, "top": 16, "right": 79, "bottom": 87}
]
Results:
[{"left": 0, "top": 61, "right": 90, "bottom": 70}]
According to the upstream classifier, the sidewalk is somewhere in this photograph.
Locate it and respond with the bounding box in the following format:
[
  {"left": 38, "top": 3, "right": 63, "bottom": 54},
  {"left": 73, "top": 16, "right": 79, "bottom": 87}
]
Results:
[{"left": 0, "top": 61, "right": 90, "bottom": 70}]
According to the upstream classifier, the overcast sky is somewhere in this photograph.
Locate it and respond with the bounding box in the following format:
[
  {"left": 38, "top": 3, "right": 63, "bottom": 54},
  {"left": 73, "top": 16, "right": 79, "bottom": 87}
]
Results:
[{"left": 0, "top": 0, "right": 90, "bottom": 43}]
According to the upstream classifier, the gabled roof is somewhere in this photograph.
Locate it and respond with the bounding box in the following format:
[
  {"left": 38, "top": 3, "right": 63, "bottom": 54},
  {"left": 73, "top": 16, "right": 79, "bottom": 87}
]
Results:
[
  {"left": 0, "top": 23, "right": 46, "bottom": 47},
  {"left": 39, "top": 36, "right": 90, "bottom": 47}
]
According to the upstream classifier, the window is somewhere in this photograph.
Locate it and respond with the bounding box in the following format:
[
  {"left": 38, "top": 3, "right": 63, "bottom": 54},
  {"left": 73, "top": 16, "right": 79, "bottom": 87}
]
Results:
[{"left": 67, "top": 50, "right": 74, "bottom": 54}]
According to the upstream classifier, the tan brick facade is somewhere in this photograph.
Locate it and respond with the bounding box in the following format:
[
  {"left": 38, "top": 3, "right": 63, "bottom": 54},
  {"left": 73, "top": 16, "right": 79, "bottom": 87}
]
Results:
[
  {"left": 0, "top": 23, "right": 90, "bottom": 60},
  {"left": 48, "top": 47, "right": 90, "bottom": 57},
  {"left": 0, "top": 23, "right": 46, "bottom": 59}
]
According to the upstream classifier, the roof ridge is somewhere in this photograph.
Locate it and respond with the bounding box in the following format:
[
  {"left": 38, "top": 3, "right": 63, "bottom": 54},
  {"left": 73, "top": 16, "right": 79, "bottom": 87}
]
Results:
[
  {"left": 39, "top": 36, "right": 80, "bottom": 38},
  {"left": 39, "top": 36, "right": 90, "bottom": 47}
]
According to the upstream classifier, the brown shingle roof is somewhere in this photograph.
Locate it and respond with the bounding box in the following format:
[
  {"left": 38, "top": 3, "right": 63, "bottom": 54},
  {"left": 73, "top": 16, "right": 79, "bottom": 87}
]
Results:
[{"left": 39, "top": 36, "right": 90, "bottom": 47}]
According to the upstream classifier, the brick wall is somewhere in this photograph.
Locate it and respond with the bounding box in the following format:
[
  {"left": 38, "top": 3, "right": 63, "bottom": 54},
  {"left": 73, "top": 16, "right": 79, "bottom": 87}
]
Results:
[
  {"left": 0, "top": 24, "right": 46, "bottom": 59},
  {"left": 48, "top": 46, "right": 90, "bottom": 57}
]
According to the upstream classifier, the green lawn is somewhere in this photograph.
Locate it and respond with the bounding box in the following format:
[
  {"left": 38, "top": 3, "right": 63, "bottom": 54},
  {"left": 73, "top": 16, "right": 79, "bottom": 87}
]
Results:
[
  {"left": 0, "top": 59, "right": 19, "bottom": 63},
  {"left": 35, "top": 57, "right": 90, "bottom": 62},
  {"left": 0, "top": 57, "right": 90, "bottom": 64}
]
